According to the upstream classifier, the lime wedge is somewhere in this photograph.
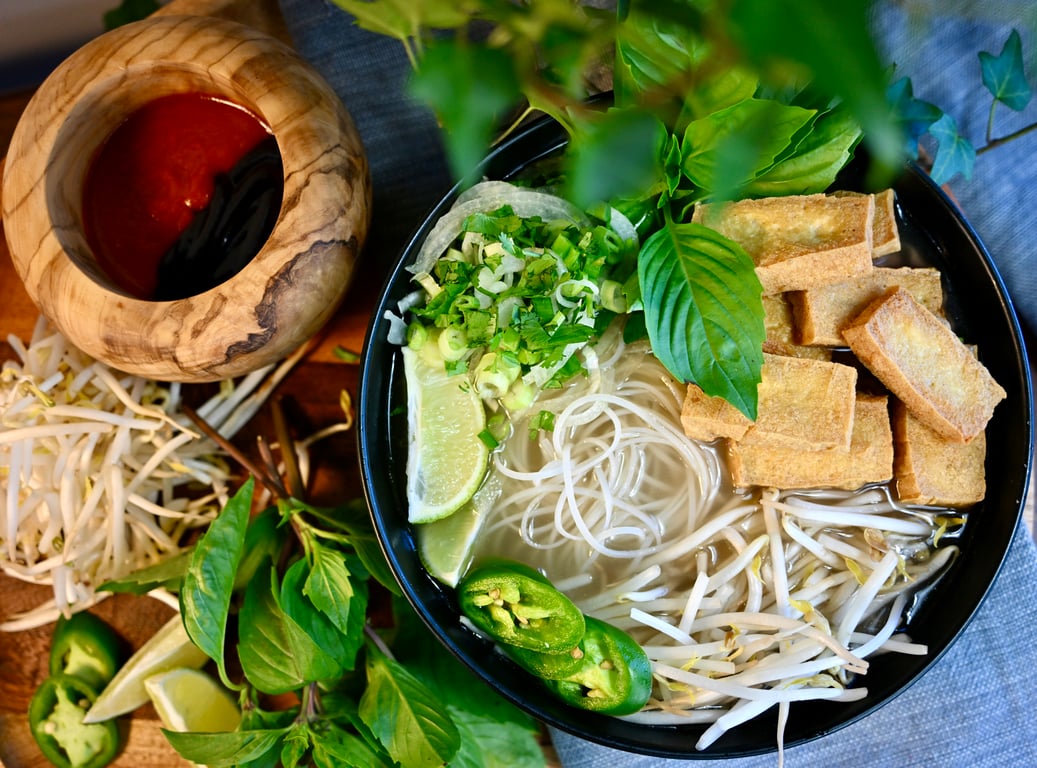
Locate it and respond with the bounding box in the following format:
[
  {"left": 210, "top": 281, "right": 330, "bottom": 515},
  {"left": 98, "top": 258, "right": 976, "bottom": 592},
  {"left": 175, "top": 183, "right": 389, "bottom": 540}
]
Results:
[
  {"left": 83, "top": 614, "right": 209, "bottom": 723},
  {"left": 403, "top": 346, "right": 490, "bottom": 524},
  {"left": 144, "top": 667, "right": 241, "bottom": 733},
  {"left": 418, "top": 472, "right": 502, "bottom": 586}
]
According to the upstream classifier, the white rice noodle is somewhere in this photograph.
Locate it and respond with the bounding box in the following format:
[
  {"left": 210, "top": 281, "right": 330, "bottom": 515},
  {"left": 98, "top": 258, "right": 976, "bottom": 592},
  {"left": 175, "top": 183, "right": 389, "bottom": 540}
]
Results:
[{"left": 468, "top": 329, "right": 954, "bottom": 749}]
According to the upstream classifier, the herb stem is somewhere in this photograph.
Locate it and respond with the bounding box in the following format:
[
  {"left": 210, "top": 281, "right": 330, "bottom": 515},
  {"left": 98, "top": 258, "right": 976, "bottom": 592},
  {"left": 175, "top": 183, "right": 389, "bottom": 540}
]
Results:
[
  {"left": 272, "top": 396, "right": 305, "bottom": 501},
  {"left": 364, "top": 623, "right": 396, "bottom": 661},
  {"left": 182, "top": 404, "right": 285, "bottom": 498}
]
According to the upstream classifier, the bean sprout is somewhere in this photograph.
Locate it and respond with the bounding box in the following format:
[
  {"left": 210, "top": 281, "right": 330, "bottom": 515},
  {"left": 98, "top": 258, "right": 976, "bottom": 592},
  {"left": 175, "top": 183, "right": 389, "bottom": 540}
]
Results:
[{"left": 0, "top": 317, "right": 302, "bottom": 629}]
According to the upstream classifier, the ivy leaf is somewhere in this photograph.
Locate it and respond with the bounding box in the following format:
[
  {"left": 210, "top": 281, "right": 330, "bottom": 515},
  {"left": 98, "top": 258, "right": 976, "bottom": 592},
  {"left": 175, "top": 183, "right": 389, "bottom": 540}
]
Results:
[
  {"left": 359, "top": 645, "right": 461, "bottom": 768},
  {"left": 408, "top": 40, "right": 521, "bottom": 184},
  {"left": 886, "top": 76, "right": 944, "bottom": 157},
  {"left": 311, "top": 722, "right": 396, "bottom": 768},
  {"left": 179, "top": 476, "right": 253, "bottom": 688},
  {"left": 979, "top": 29, "right": 1032, "bottom": 111},
  {"left": 638, "top": 221, "right": 764, "bottom": 419},
  {"left": 238, "top": 563, "right": 343, "bottom": 694},
  {"left": 929, "top": 113, "right": 976, "bottom": 185},
  {"left": 566, "top": 109, "right": 666, "bottom": 206},
  {"left": 163, "top": 727, "right": 290, "bottom": 768}
]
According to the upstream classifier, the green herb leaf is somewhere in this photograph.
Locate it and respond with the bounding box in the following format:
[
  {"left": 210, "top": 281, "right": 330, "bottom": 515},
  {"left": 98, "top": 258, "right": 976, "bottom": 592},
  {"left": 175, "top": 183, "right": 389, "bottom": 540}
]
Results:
[
  {"left": 304, "top": 543, "right": 367, "bottom": 648},
  {"left": 390, "top": 597, "right": 544, "bottom": 768},
  {"left": 680, "top": 98, "right": 817, "bottom": 200},
  {"left": 162, "top": 727, "right": 290, "bottom": 768},
  {"left": 281, "top": 558, "right": 361, "bottom": 671},
  {"left": 238, "top": 563, "right": 343, "bottom": 694},
  {"left": 929, "top": 113, "right": 976, "bottom": 185},
  {"left": 280, "top": 725, "right": 311, "bottom": 768},
  {"left": 728, "top": 0, "right": 902, "bottom": 177},
  {"left": 408, "top": 40, "right": 521, "bottom": 183},
  {"left": 329, "top": 0, "right": 468, "bottom": 44},
  {"left": 567, "top": 109, "right": 666, "bottom": 206},
  {"left": 311, "top": 722, "right": 397, "bottom": 768},
  {"left": 638, "top": 220, "right": 764, "bottom": 419},
  {"left": 359, "top": 645, "right": 461, "bottom": 768},
  {"left": 98, "top": 548, "right": 192, "bottom": 595},
  {"left": 743, "top": 104, "right": 863, "bottom": 197},
  {"left": 179, "top": 476, "right": 253, "bottom": 688},
  {"left": 302, "top": 499, "right": 402, "bottom": 595},
  {"left": 234, "top": 505, "right": 289, "bottom": 592},
  {"left": 979, "top": 29, "right": 1032, "bottom": 111}
]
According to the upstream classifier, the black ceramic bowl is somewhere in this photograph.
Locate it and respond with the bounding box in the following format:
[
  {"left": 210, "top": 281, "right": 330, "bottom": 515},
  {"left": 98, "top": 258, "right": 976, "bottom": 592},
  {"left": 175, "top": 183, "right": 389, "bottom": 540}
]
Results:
[{"left": 357, "top": 113, "right": 1033, "bottom": 758}]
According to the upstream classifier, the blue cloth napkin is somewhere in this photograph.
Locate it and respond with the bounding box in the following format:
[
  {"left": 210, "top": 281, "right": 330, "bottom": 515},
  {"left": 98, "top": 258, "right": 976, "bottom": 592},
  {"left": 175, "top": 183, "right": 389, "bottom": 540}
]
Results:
[{"left": 277, "top": 2, "right": 1037, "bottom": 765}]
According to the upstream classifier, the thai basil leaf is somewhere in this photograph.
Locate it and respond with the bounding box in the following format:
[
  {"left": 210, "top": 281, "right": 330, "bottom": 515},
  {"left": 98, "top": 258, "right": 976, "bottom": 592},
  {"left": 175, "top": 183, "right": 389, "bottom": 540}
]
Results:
[
  {"left": 390, "top": 596, "right": 543, "bottom": 767},
  {"left": 638, "top": 220, "right": 764, "bottom": 419},
  {"left": 408, "top": 39, "right": 521, "bottom": 183},
  {"left": 238, "top": 563, "right": 342, "bottom": 694},
  {"left": 979, "top": 29, "right": 1032, "bottom": 111},
  {"left": 304, "top": 544, "right": 368, "bottom": 667},
  {"left": 328, "top": 0, "right": 468, "bottom": 40},
  {"left": 929, "top": 113, "right": 976, "bottom": 184},
  {"left": 567, "top": 109, "right": 666, "bottom": 206},
  {"left": 180, "top": 476, "right": 253, "bottom": 687},
  {"left": 162, "top": 727, "right": 290, "bottom": 768},
  {"left": 98, "top": 548, "right": 192, "bottom": 594},
  {"left": 301, "top": 499, "right": 401, "bottom": 595},
  {"left": 234, "top": 505, "right": 289, "bottom": 591},
  {"left": 729, "top": 0, "right": 901, "bottom": 175},
  {"left": 744, "top": 105, "right": 863, "bottom": 197},
  {"left": 311, "top": 722, "right": 397, "bottom": 768},
  {"left": 280, "top": 726, "right": 311, "bottom": 768},
  {"left": 359, "top": 645, "right": 461, "bottom": 768},
  {"left": 280, "top": 558, "right": 360, "bottom": 671},
  {"left": 681, "top": 98, "right": 816, "bottom": 198}
]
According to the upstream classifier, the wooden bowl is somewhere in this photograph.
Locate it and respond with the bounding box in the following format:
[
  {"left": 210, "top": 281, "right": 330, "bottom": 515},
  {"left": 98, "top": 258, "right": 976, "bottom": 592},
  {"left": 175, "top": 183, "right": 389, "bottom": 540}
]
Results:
[{"left": 1, "top": 14, "right": 371, "bottom": 382}]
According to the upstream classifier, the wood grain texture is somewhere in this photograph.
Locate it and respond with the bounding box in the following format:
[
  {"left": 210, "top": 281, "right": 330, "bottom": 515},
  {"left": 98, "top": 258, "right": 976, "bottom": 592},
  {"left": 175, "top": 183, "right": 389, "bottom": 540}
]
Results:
[{"left": 1, "top": 12, "right": 371, "bottom": 383}]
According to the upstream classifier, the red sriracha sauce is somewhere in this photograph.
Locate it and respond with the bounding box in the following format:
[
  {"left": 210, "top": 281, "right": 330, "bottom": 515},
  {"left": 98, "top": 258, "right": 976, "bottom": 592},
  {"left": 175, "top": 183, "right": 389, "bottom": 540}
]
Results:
[{"left": 82, "top": 92, "right": 283, "bottom": 301}]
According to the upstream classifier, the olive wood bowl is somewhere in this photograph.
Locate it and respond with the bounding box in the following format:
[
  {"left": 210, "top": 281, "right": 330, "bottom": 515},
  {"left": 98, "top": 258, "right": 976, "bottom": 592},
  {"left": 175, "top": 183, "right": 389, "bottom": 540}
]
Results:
[{"left": 1, "top": 14, "right": 371, "bottom": 382}]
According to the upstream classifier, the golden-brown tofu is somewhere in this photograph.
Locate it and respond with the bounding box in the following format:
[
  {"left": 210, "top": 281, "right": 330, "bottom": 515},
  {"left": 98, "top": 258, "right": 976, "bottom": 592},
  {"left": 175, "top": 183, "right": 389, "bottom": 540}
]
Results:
[
  {"left": 841, "top": 287, "right": 1005, "bottom": 443},
  {"left": 892, "top": 399, "right": 986, "bottom": 507},
  {"left": 789, "top": 267, "right": 944, "bottom": 347},
  {"left": 726, "top": 394, "right": 893, "bottom": 490},
  {"left": 692, "top": 193, "right": 875, "bottom": 294}
]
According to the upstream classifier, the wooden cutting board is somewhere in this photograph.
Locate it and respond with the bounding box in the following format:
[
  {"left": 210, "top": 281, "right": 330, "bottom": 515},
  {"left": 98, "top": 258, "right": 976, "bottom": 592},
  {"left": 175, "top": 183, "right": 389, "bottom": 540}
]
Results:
[{"left": 0, "top": 1, "right": 384, "bottom": 765}]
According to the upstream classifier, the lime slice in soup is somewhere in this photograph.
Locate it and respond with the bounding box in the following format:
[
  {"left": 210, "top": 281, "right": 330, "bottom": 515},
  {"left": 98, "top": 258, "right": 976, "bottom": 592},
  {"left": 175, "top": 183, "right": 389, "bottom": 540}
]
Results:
[
  {"left": 403, "top": 346, "right": 489, "bottom": 524},
  {"left": 418, "top": 472, "right": 502, "bottom": 586}
]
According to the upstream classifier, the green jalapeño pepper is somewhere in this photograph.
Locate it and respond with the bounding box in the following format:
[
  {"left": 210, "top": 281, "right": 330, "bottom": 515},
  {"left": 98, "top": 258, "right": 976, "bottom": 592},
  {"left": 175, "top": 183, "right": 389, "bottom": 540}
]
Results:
[
  {"left": 49, "top": 612, "right": 124, "bottom": 691},
  {"left": 28, "top": 674, "right": 120, "bottom": 768},
  {"left": 544, "top": 616, "right": 653, "bottom": 716},
  {"left": 457, "top": 559, "right": 585, "bottom": 653}
]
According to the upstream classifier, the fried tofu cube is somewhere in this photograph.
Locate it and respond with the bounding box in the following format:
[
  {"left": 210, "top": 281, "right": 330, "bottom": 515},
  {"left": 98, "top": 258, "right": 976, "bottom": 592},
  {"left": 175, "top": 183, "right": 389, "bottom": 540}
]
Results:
[
  {"left": 692, "top": 193, "right": 875, "bottom": 294},
  {"left": 681, "top": 353, "right": 857, "bottom": 451},
  {"left": 841, "top": 287, "right": 1006, "bottom": 443},
  {"left": 726, "top": 394, "right": 893, "bottom": 490},
  {"left": 892, "top": 399, "right": 986, "bottom": 507},
  {"left": 789, "top": 267, "right": 945, "bottom": 347}
]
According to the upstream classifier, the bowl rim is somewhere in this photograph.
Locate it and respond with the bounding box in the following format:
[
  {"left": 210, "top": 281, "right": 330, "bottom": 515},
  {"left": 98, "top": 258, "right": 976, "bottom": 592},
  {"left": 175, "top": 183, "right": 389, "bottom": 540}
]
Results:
[{"left": 357, "top": 109, "right": 1034, "bottom": 758}]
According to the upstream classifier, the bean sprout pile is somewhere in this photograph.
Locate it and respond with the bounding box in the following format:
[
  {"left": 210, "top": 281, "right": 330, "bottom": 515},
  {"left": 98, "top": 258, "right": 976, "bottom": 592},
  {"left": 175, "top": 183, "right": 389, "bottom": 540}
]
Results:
[
  {"left": 474, "top": 327, "right": 958, "bottom": 751},
  {"left": 0, "top": 317, "right": 299, "bottom": 630}
]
